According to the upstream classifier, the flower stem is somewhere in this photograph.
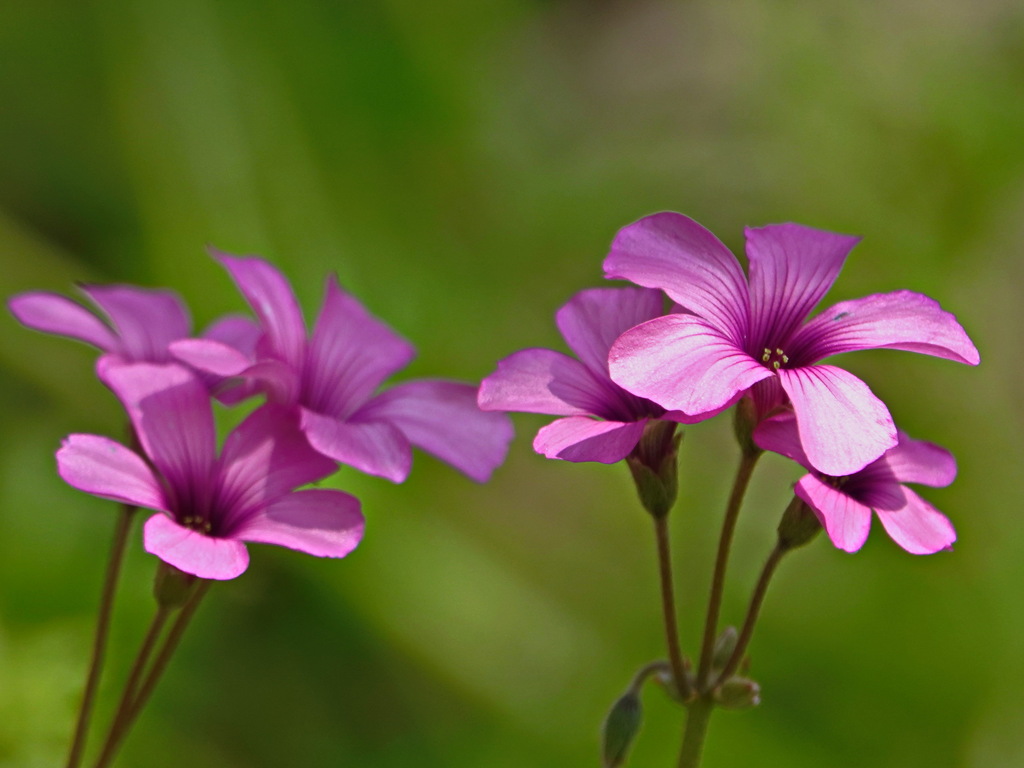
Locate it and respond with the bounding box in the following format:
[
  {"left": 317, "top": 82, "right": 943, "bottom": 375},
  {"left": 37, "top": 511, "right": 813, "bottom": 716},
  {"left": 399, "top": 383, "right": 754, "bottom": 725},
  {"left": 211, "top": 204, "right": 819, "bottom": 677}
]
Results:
[
  {"left": 65, "top": 504, "right": 136, "bottom": 768},
  {"left": 696, "top": 450, "right": 760, "bottom": 690},
  {"left": 653, "top": 514, "right": 692, "bottom": 700},
  {"left": 676, "top": 695, "right": 714, "bottom": 768}
]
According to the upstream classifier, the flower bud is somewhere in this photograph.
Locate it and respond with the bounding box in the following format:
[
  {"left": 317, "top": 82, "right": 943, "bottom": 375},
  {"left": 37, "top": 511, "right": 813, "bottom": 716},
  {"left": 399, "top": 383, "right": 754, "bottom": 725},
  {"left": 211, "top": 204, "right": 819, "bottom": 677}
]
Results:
[
  {"left": 732, "top": 396, "right": 763, "bottom": 459},
  {"left": 601, "top": 690, "right": 643, "bottom": 768},
  {"left": 626, "top": 421, "right": 681, "bottom": 518},
  {"left": 711, "top": 626, "right": 738, "bottom": 672},
  {"left": 153, "top": 562, "right": 197, "bottom": 608},
  {"left": 713, "top": 676, "right": 761, "bottom": 710},
  {"left": 777, "top": 496, "right": 822, "bottom": 551}
]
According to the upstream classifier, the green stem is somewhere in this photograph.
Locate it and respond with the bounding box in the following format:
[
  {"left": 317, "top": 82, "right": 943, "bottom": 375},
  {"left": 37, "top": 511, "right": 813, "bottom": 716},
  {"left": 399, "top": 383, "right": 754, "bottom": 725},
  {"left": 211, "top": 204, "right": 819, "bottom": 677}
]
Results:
[
  {"left": 65, "top": 504, "right": 136, "bottom": 768},
  {"left": 653, "top": 514, "right": 692, "bottom": 700},
  {"left": 676, "top": 696, "right": 714, "bottom": 768},
  {"left": 696, "top": 450, "right": 760, "bottom": 689}
]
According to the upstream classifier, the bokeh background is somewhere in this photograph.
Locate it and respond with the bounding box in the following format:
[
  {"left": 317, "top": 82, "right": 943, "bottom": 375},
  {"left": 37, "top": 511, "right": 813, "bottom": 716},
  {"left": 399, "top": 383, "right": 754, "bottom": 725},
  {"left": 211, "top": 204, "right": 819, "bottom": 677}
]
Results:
[{"left": 1, "top": 1, "right": 1022, "bottom": 766}]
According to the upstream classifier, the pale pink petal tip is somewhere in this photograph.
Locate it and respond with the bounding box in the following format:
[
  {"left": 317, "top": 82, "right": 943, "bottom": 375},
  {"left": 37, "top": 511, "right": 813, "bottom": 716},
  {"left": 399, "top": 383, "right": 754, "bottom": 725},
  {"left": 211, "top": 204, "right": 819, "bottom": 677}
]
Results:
[
  {"left": 533, "top": 416, "right": 645, "bottom": 463},
  {"left": 143, "top": 514, "right": 250, "bottom": 580}
]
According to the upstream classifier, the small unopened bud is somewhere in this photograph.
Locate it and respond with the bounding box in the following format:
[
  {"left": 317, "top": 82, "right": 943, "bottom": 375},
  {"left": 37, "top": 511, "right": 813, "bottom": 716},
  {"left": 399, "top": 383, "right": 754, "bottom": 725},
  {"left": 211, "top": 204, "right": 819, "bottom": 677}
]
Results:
[
  {"left": 711, "top": 626, "right": 738, "bottom": 672},
  {"left": 601, "top": 691, "right": 643, "bottom": 768},
  {"left": 154, "top": 562, "right": 197, "bottom": 608},
  {"left": 777, "top": 496, "right": 822, "bottom": 551},
  {"left": 626, "top": 421, "right": 681, "bottom": 518},
  {"left": 713, "top": 676, "right": 761, "bottom": 710},
  {"left": 732, "top": 396, "right": 763, "bottom": 459}
]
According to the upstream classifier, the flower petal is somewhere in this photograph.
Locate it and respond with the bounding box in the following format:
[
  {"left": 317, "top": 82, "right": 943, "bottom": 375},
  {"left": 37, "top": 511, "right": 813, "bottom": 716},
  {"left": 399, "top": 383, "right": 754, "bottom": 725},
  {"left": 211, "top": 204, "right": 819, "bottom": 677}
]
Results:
[
  {"left": 8, "top": 292, "right": 119, "bottom": 351},
  {"left": 81, "top": 285, "right": 191, "bottom": 363},
  {"left": 879, "top": 433, "right": 957, "bottom": 488},
  {"left": 56, "top": 434, "right": 168, "bottom": 511},
  {"left": 170, "top": 338, "right": 252, "bottom": 377},
  {"left": 745, "top": 223, "right": 859, "bottom": 349},
  {"left": 200, "top": 314, "right": 262, "bottom": 356},
  {"left": 790, "top": 290, "right": 980, "bottom": 366},
  {"left": 778, "top": 365, "right": 896, "bottom": 476},
  {"left": 603, "top": 212, "right": 750, "bottom": 341},
  {"left": 355, "top": 380, "right": 513, "bottom": 482},
  {"left": 555, "top": 287, "right": 664, "bottom": 376},
  {"left": 234, "top": 489, "right": 364, "bottom": 559},
  {"left": 533, "top": 416, "right": 645, "bottom": 463},
  {"left": 304, "top": 276, "right": 415, "bottom": 417},
  {"left": 873, "top": 487, "right": 956, "bottom": 555},
  {"left": 752, "top": 411, "right": 811, "bottom": 468},
  {"left": 478, "top": 348, "right": 617, "bottom": 417},
  {"left": 300, "top": 407, "right": 412, "bottom": 482},
  {"left": 143, "top": 514, "right": 250, "bottom": 580},
  {"left": 795, "top": 474, "right": 872, "bottom": 553},
  {"left": 609, "top": 314, "right": 771, "bottom": 415}
]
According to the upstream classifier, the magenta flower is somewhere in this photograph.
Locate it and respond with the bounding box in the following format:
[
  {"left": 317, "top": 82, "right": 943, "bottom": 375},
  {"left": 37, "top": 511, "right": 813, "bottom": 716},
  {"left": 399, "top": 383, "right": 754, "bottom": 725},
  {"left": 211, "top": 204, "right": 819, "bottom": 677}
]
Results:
[
  {"left": 754, "top": 411, "right": 956, "bottom": 554},
  {"left": 477, "top": 287, "right": 710, "bottom": 463},
  {"left": 170, "top": 251, "right": 513, "bottom": 483},
  {"left": 605, "top": 213, "right": 979, "bottom": 475},
  {"left": 57, "top": 363, "right": 364, "bottom": 580}
]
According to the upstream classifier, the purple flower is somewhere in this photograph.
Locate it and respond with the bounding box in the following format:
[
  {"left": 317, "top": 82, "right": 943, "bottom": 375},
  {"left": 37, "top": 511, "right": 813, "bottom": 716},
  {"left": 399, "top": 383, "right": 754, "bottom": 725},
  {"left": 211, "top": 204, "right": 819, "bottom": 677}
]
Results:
[
  {"left": 477, "top": 287, "right": 711, "bottom": 463},
  {"left": 57, "top": 363, "right": 364, "bottom": 580},
  {"left": 754, "top": 411, "right": 957, "bottom": 554},
  {"left": 170, "top": 251, "right": 513, "bottom": 483},
  {"left": 605, "top": 213, "right": 979, "bottom": 475}
]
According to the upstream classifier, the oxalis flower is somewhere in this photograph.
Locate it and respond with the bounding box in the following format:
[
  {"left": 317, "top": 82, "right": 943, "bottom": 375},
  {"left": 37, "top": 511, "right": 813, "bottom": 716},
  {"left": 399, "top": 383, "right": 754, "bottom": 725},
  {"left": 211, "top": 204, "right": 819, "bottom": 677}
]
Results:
[
  {"left": 57, "top": 363, "right": 364, "bottom": 580},
  {"left": 477, "top": 286, "right": 712, "bottom": 463},
  {"left": 171, "top": 251, "right": 513, "bottom": 483},
  {"left": 605, "top": 213, "right": 979, "bottom": 475},
  {"left": 754, "top": 411, "right": 957, "bottom": 554}
]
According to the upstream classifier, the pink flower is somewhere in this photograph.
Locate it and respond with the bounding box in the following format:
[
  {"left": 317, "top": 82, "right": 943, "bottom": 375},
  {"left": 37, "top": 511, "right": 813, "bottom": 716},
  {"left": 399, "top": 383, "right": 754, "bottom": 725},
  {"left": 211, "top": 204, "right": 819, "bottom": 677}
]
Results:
[
  {"left": 478, "top": 287, "right": 711, "bottom": 463},
  {"left": 605, "top": 213, "right": 979, "bottom": 475},
  {"left": 754, "top": 411, "right": 957, "bottom": 554},
  {"left": 57, "top": 363, "right": 364, "bottom": 580},
  {"left": 171, "top": 251, "right": 513, "bottom": 483}
]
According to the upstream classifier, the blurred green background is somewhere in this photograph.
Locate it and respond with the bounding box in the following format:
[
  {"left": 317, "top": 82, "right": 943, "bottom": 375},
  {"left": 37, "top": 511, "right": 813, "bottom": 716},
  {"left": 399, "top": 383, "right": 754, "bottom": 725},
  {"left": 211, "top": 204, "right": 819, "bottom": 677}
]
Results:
[{"left": 1, "top": 1, "right": 1022, "bottom": 766}]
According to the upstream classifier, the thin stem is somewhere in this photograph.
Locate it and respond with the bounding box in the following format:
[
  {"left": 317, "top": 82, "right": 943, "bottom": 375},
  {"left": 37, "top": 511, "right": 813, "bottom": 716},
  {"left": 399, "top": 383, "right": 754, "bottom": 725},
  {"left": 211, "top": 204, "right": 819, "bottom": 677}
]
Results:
[
  {"left": 696, "top": 450, "right": 760, "bottom": 689},
  {"left": 653, "top": 515, "right": 692, "bottom": 700},
  {"left": 676, "top": 695, "right": 714, "bottom": 768},
  {"left": 65, "top": 505, "right": 137, "bottom": 768}
]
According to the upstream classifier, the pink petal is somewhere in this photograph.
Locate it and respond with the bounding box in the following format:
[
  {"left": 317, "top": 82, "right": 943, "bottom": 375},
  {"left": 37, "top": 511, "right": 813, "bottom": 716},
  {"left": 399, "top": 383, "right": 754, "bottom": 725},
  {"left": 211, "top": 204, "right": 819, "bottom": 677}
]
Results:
[
  {"left": 533, "top": 416, "right": 645, "bottom": 463},
  {"left": 874, "top": 487, "right": 956, "bottom": 555},
  {"left": 796, "top": 474, "right": 872, "bottom": 553},
  {"left": 170, "top": 338, "right": 253, "bottom": 377},
  {"left": 200, "top": 314, "right": 262, "bottom": 357},
  {"left": 880, "top": 433, "right": 957, "bottom": 488},
  {"left": 81, "top": 285, "right": 191, "bottom": 362},
  {"left": 609, "top": 314, "right": 771, "bottom": 415},
  {"left": 355, "top": 380, "right": 513, "bottom": 482},
  {"left": 300, "top": 407, "right": 412, "bottom": 482},
  {"left": 235, "top": 489, "right": 364, "bottom": 559},
  {"left": 555, "top": 287, "right": 664, "bottom": 376},
  {"left": 213, "top": 249, "right": 308, "bottom": 370},
  {"left": 603, "top": 212, "right": 750, "bottom": 342},
  {"left": 790, "top": 290, "right": 980, "bottom": 366},
  {"left": 304, "top": 276, "right": 415, "bottom": 417},
  {"left": 778, "top": 365, "right": 896, "bottom": 476},
  {"left": 477, "top": 348, "right": 618, "bottom": 417},
  {"left": 752, "top": 412, "right": 811, "bottom": 468},
  {"left": 745, "top": 223, "right": 859, "bottom": 349},
  {"left": 143, "top": 514, "right": 250, "bottom": 580},
  {"left": 9, "top": 292, "right": 119, "bottom": 351},
  {"left": 57, "top": 434, "right": 168, "bottom": 511}
]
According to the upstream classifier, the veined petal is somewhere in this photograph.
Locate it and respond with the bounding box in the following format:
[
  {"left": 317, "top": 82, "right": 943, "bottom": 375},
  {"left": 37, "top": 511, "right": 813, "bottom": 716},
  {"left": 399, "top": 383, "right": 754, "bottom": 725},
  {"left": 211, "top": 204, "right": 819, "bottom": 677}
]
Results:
[
  {"left": 603, "top": 212, "right": 750, "bottom": 341},
  {"left": 235, "top": 489, "right": 364, "bottom": 559},
  {"left": 143, "top": 514, "right": 249, "bottom": 580},
  {"left": 57, "top": 434, "right": 168, "bottom": 511},
  {"left": 752, "top": 412, "right": 811, "bottom": 468},
  {"left": 609, "top": 314, "right": 771, "bottom": 415},
  {"left": 304, "top": 276, "right": 415, "bottom": 417},
  {"left": 355, "top": 380, "right": 513, "bottom": 482},
  {"left": 796, "top": 474, "right": 872, "bottom": 553},
  {"left": 300, "top": 408, "right": 412, "bottom": 482},
  {"left": 880, "top": 433, "right": 957, "bottom": 487},
  {"left": 533, "top": 416, "right": 645, "bottom": 463},
  {"left": 555, "top": 287, "right": 664, "bottom": 376},
  {"left": 214, "top": 250, "right": 307, "bottom": 370},
  {"left": 745, "top": 224, "right": 859, "bottom": 348},
  {"left": 478, "top": 348, "right": 617, "bottom": 417},
  {"left": 81, "top": 285, "right": 191, "bottom": 363},
  {"left": 874, "top": 488, "right": 956, "bottom": 555},
  {"left": 170, "top": 338, "right": 253, "bottom": 377},
  {"left": 9, "top": 292, "right": 119, "bottom": 351},
  {"left": 778, "top": 365, "right": 896, "bottom": 476},
  {"left": 790, "top": 290, "right": 980, "bottom": 365}
]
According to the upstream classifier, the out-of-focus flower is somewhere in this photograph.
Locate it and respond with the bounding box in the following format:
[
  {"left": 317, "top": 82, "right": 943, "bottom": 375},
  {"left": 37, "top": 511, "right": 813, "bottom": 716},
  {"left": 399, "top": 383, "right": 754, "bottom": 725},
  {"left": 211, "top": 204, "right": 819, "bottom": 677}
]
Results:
[
  {"left": 605, "top": 212, "right": 979, "bottom": 475},
  {"left": 57, "top": 363, "right": 364, "bottom": 580}
]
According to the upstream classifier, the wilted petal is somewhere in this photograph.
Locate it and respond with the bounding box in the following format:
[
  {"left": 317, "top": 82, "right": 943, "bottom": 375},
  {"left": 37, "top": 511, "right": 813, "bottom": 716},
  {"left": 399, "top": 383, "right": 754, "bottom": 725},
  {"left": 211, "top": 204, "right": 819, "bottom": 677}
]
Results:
[
  {"left": 533, "top": 416, "right": 645, "bottom": 463},
  {"left": 143, "top": 514, "right": 249, "bottom": 580},
  {"left": 300, "top": 408, "right": 412, "bottom": 482},
  {"left": 609, "top": 314, "right": 770, "bottom": 415},
  {"left": 778, "top": 365, "right": 896, "bottom": 476},
  {"left": 235, "top": 489, "right": 364, "bottom": 558},
  {"left": 603, "top": 212, "right": 750, "bottom": 341},
  {"left": 57, "top": 434, "right": 167, "bottom": 511},
  {"left": 874, "top": 488, "right": 956, "bottom": 555},
  {"left": 9, "top": 292, "right": 118, "bottom": 351},
  {"left": 81, "top": 285, "right": 190, "bottom": 362},
  {"left": 478, "top": 348, "right": 615, "bottom": 416},
  {"left": 745, "top": 223, "right": 859, "bottom": 348},
  {"left": 791, "top": 291, "right": 980, "bottom": 366},
  {"left": 881, "top": 433, "right": 957, "bottom": 488},
  {"left": 796, "top": 474, "right": 872, "bottom": 552}
]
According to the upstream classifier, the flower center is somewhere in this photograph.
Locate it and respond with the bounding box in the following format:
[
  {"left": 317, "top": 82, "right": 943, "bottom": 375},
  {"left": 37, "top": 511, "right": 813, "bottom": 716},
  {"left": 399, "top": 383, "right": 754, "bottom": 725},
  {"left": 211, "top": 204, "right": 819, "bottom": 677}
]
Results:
[
  {"left": 760, "top": 347, "right": 790, "bottom": 371},
  {"left": 181, "top": 514, "right": 213, "bottom": 534}
]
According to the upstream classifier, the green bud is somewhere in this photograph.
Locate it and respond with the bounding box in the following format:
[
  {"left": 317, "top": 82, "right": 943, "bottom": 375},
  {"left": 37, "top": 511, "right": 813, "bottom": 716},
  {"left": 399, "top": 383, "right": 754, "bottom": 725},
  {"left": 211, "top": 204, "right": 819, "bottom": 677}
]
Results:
[
  {"left": 732, "top": 396, "right": 763, "bottom": 459},
  {"left": 153, "top": 562, "right": 197, "bottom": 608},
  {"left": 777, "top": 496, "right": 822, "bottom": 551},
  {"left": 626, "top": 421, "right": 681, "bottom": 518},
  {"left": 602, "top": 691, "right": 643, "bottom": 768},
  {"left": 713, "top": 676, "right": 761, "bottom": 710},
  {"left": 711, "top": 626, "right": 738, "bottom": 672}
]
